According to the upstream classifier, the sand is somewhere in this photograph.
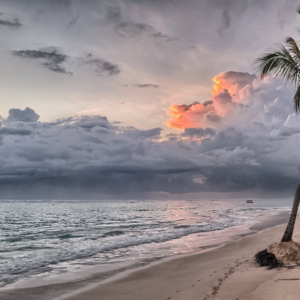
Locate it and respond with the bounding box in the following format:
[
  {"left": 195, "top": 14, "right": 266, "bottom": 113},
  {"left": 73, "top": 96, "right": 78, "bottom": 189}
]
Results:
[
  {"left": 54, "top": 218, "right": 300, "bottom": 300},
  {"left": 268, "top": 240, "right": 300, "bottom": 263}
]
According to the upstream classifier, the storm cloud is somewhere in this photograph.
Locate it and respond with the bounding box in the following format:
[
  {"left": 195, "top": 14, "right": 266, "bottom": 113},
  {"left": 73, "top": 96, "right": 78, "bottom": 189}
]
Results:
[
  {"left": 1, "top": 72, "right": 300, "bottom": 199},
  {"left": 181, "top": 127, "right": 216, "bottom": 138},
  {"left": 1, "top": 0, "right": 300, "bottom": 199}
]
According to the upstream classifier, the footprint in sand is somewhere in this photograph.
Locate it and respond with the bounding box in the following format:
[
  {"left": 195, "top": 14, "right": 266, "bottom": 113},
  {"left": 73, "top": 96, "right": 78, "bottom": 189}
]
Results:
[{"left": 211, "top": 266, "right": 237, "bottom": 295}]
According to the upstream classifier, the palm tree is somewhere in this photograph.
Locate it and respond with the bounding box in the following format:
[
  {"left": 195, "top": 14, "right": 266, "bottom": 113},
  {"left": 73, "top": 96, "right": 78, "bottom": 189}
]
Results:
[{"left": 254, "top": 8, "right": 300, "bottom": 243}]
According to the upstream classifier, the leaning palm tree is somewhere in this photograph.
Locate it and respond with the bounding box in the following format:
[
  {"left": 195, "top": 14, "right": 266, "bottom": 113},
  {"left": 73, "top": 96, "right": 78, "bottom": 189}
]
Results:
[{"left": 254, "top": 10, "right": 300, "bottom": 243}]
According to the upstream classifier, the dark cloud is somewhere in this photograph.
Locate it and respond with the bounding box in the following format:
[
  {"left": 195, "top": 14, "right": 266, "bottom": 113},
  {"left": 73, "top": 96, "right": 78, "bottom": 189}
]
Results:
[
  {"left": 199, "top": 128, "right": 244, "bottom": 152},
  {"left": 218, "top": 10, "right": 231, "bottom": 35},
  {"left": 7, "top": 107, "right": 40, "bottom": 123},
  {"left": 12, "top": 48, "right": 119, "bottom": 77},
  {"left": 181, "top": 127, "right": 216, "bottom": 138},
  {"left": 115, "top": 22, "right": 177, "bottom": 41},
  {"left": 12, "top": 47, "right": 71, "bottom": 74},
  {"left": 103, "top": 5, "right": 176, "bottom": 41},
  {"left": 1, "top": 0, "right": 300, "bottom": 200},
  {"left": 204, "top": 112, "right": 222, "bottom": 123},
  {"left": 0, "top": 127, "right": 32, "bottom": 136},
  {"left": 203, "top": 100, "right": 213, "bottom": 106},
  {"left": 0, "top": 13, "right": 21, "bottom": 28},
  {"left": 0, "top": 92, "right": 299, "bottom": 199},
  {"left": 79, "top": 54, "right": 120, "bottom": 76},
  {"left": 175, "top": 101, "right": 201, "bottom": 112},
  {"left": 102, "top": 4, "right": 123, "bottom": 24},
  {"left": 199, "top": 165, "right": 297, "bottom": 193},
  {"left": 124, "top": 127, "right": 162, "bottom": 139}
]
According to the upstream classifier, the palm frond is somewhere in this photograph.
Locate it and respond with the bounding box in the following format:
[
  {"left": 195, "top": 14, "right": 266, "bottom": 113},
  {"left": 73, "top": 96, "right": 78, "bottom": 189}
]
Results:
[
  {"left": 294, "top": 85, "right": 300, "bottom": 112},
  {"left": 285, "top": 36, "right": 300, "bottom": 63},
  {"left": 254, "top": 43, "right": 300, "bottom": 87}
]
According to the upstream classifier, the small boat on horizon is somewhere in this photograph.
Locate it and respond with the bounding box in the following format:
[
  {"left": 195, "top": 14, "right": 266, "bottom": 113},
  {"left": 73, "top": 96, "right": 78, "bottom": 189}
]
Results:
[{"left": 246, "top": 200, "right": 254, "bottom": 203}]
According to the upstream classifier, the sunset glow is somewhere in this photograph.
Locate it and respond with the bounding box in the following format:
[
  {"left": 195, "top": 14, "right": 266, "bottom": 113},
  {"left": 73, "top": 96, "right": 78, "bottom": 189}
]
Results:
[
  {"left": 2, "top": 2, "right": 300, "bottom": 295},
  {"left": 166, "top": 101, "right": 214, "bottom": 130},
  {"left": 166, "top": 71, "right": 256, "bottom": 130},
  {"left": 212, "top": 76, "right": 224, "bottom": 96},
  {"left": 165, "top": 104, "right": 195, "bottom": 129}
]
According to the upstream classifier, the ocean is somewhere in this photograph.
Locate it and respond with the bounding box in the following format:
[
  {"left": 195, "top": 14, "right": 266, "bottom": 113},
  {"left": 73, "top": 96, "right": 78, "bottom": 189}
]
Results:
[{"left": 0, "top": 199, "right": 291, "bottom": 288}]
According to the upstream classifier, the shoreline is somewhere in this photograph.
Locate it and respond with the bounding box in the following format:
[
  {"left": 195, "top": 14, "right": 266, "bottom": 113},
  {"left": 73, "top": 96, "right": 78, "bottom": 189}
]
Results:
[
  {"left": 0, "top": 211, "right": 291, "bottom": 300},
  {"left": 60, "top": 218, "right": 300, "bottom": 300}
]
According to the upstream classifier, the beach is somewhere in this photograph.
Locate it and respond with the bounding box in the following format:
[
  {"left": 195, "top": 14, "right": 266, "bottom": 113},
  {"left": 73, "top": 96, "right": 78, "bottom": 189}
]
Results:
[
  {"left": 2, "top": 211, "right": 299, "bottom": 300},
  {"left": 2, "top": 1, "right": 300, "bottom": 299},
  {"left": 60, "top": 219, "right": 300, "bottom": 300}
]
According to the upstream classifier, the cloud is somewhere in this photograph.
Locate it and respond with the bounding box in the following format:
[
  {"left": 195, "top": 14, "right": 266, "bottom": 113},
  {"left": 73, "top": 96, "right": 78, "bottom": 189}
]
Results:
[
  {"left": 218, "top": 10, "right": 231, "bottom": 35},
  {"left": 0, "top": 113, "right": 171, "bottom": 199},
  {"left": 12, "top": 49, "right": 120, "bottom": 77},
  {"left": 124, "top": 84, "right": 159, "bottom": 88},
  {"left": 166, "top": 101, "right": 214, "bottom": 129},
  {"left": 79, "top": 54, "right": 120, "bottom": 76},
  {"left": 181, "top": 127, "right": 216, "bottom": 138},
  {"left": 72, "top": 115, "right": 112, "bottom": 129},
  {"left": 0, "top": 127, "right": 32, "bottom": 136},
  {"left": 162, "top": 71, "right": 300, "bottom": 197},
  {"left": 0, "top": 13, "right": 21, "bottom": 28},
  {"left": 103, "top": 5, "right": 176, "bottom": 41},
  {"left": 115, "top": 22, "right": 176, "bottom": 41},
  {"left": 7, "top": 107, "right": 40, "bottom": 123},
  {"left": 12, "top": 47, "right": 71, "bottom": 74},
  {"left": 166, "top": 71, "right": 257, "bottom": 129},
  {"left": 1, "top": 71, "right": 300, "bottom": 200},
  {"left": 211, "top": 71, "right": 256, "bottom": 97}
]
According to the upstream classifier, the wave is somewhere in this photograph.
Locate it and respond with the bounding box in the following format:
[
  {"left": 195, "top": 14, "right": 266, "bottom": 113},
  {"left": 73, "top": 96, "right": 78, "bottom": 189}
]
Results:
[
  {"left": 0, "top": 217, "right": 244, "bottom": 287},
  {"left": 0, "top": 199, "right": 289, "bottom": 288},
  {"left": 103, "top": 230, "right": 126, "bottom": 237}
]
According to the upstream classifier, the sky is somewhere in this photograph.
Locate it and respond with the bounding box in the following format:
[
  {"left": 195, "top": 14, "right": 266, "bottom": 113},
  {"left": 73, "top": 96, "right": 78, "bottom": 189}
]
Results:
[{"left": 1, "top": 0, "right": 300, "bottom": 199}]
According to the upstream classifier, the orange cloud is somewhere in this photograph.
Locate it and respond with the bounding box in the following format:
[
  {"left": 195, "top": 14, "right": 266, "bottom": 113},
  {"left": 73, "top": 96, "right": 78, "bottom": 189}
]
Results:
[
  {"left": 166, "top": 71, "right": 256, "bottom": 130},
  {"left": 212, "top": 71, "right": 256, "bottom": 99},
  {"left": 166, "top": 101, "right": 214, "bottom": 130}
]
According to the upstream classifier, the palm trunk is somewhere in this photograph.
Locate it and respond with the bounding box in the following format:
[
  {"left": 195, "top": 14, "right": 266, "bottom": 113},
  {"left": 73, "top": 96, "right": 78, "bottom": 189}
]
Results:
[{"left": 281, "top": 180, "right": 300, "bottom": 242}]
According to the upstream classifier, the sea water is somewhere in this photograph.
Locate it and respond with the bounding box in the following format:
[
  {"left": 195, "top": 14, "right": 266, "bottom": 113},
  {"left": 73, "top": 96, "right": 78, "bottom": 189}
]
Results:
[{"left": 0, "top": 199, "right": 291, "bottom": 288}]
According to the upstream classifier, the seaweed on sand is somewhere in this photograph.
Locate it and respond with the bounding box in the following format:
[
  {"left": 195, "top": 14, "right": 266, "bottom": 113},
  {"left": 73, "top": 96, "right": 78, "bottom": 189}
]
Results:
[{"left": 255, "top": 249, "right": 283, "bottom": 269}]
